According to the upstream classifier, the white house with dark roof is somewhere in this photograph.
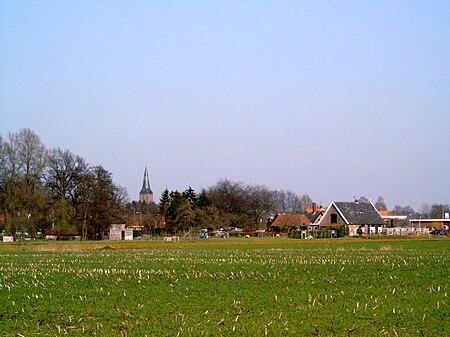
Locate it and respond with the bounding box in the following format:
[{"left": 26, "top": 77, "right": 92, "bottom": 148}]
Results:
[{"left": 318, "top": 201, "right": 385, "bottom": 236}]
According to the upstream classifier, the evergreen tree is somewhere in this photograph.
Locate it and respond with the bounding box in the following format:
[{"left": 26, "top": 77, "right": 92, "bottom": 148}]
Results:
[
  {"left": 158, "top": 189, "right": 170, "bottom": 217},
  {"left": 182, "top": 186, "right": 198, "bottom": 207},
  {"left": 197, "top": 189, "right": 212, "bottom": 209}
]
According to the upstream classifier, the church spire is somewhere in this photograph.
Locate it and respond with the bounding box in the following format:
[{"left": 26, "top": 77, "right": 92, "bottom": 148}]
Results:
[{"left": 139, "top": 167, "right": 154, "bottom": 203}]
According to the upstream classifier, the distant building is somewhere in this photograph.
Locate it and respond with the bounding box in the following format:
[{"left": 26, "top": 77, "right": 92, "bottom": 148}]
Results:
[
  {"left": 378, "top": 210, "right": 408, "bottom": 227},
  {"left": 109, "top": 224, "right": 133, "bottom": 240},
  {"left": 409, "top": 218, "right": 450, "bottom": 230},
  {"left": 139, "top": 167, "right": 154, "bottom": 203},
  {"left": 318, "top": 201, "right": 385, "bottom": 236},
  {"left": 305, "top": 202, "right": 325, "bottom": 226},
  {"left": 270, "top": 214, "right": 311, "bottom": 233}
]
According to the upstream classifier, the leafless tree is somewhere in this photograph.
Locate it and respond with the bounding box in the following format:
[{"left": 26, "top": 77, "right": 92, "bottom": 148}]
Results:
[
  {"left": 298, "top": 193, "right": 313, "bottom": 213},
  {"left": 0, "top": 129, "right": 48, "bottom": 237},
  {"left": 375, "top": 195, "right": 387, "bottom": 211},
  {"left": 207, "top": 179, "right": 248, "bottom": 215},
  {"left": 246, "top": 184, "right": 274, "bottom": 229}
]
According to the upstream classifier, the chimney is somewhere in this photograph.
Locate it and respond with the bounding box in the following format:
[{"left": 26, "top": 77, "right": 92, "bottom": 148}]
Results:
[{"left": 312, "top": 202, "right": 316, "bottom": 213}]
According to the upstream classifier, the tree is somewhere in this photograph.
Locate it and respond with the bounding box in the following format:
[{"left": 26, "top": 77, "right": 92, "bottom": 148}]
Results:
[
  {"left": 45, "top": 148, "right": 89, "bottom": 236},
  {"left": 298, "top": 193, "right": 313, "bottom": 213},
  {"left": 173, "top": 198, "right": 196, "bottom": 231},
  {"left": 356, "top": 196, "right": 370, "bottom": 203},
  {"left": 391, "top": 205, "right": 415, "bottom": 216},
  {"left": 375, "top": 195, "right": 387, "bottom": 211},
  {"left": 195, "top": 189, "right": 218, "bottom": 229},
  {"left": 272, "top": 190, "right": 287, "bottom": 214},
  {"left": 273, "top": 190, "right": 301, "bottom": 214},
  {"left": 195, "top": 205, "right": 219, "bottom": 229},
  {"left": 207, "top": 179, "right": 248, "bottom": 216},
  {"left": 0, "top": 129, "right": 48, "bottom": 238},
  {"left": 182, "top": 186, "right": 198, "bottom": 207},
  {"left": 159, "top": 189, "right": 170, "bottom": 216},
  {"left": 422, "top": 204, "right": 450, "bottom": 219},
  {"left": 272, "top": 190, "right": 311, "bottom": 214},
  {"left": 197, "top": 189, "right": 212, "bottom": 209},
  {"left": 0, "top": 129, "right": 129, "bottom": 240},
  {"left": 45, "top": 148, "right": 88, "bottom": 200},
  {"left": 84, "top": 166, "right": 123, "bottom": 239},
  {"left": 45, "top": 150, "right": 125, "bottom": 239},
  {"left": 246, "top": 184, "right": 274, "bottom": 229}
]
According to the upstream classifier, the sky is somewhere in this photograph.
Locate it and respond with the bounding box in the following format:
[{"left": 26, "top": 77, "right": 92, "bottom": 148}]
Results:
[{"left": 1, "top": 1, "right": 449, "bottom": 211}]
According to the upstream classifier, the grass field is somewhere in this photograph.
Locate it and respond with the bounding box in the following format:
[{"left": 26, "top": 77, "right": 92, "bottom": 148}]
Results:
[{"left": 0, "top": 238, "right": 449, "bottom": 336}]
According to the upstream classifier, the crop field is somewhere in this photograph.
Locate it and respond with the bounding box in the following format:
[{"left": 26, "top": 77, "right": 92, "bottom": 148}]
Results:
[{"left": 0, "top": 238, "right": 449, "bottom": 336}]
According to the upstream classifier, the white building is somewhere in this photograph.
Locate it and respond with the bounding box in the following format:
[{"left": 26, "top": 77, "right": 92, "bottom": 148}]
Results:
[{"left": 109, "top": 224, "right": 133, "bottom": 240}]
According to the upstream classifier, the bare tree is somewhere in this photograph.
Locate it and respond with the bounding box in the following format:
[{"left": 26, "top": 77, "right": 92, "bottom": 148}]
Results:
[
  {"left": 246, "top": 184, "right": 274, "bottom": 229},
  {"left": 298, "top": 193, "right": 313, "bottom": 213},
  {"left": 45, "top": 148, "right": 89, "bottom": 236},
  {"left": 375, "top": 195, "right": 387, "bottom": 211},
  {"left": 207, "top": 179, "right": 248, "bottom": 215},
  {"left": 0, "top": 129, "right": 48, "bottom": 237},
  {"left": 272, "top": 190, "right": 311, "bottom": 214},
  {"left": 273, "top": 190, "right": 300, "bottom": 214},
  {"left": 392, "top": 205, "right": 416, "bottom": 216},
  {"left": 272, "top": 190, "right": 287, "bottom": 213}
]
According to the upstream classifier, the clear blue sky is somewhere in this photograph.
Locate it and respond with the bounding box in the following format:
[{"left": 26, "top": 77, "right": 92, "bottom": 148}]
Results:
[{"left": 1, "top": 1, "right": 449, "bottom": 211}]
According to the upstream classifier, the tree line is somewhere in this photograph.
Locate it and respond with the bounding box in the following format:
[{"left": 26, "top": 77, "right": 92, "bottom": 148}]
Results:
[
  {"left": 156, "top": 181, "right": 314, "bottom": 234},
  {"left": 1, "top": 129, "right": 448, "bottom": 239},
  {"left": 0, "top": 129, "right": 314, "bottom": 239},
  {"left": 0, "top": 129, "right": 127, "bottom": 240}
]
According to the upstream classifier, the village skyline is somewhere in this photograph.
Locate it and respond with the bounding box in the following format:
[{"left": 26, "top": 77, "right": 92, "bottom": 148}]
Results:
[
  {"left": 0, "top": 128, "right": 448, "bottom": 241},
  {"left": 0, "top": 129, "right": 450, "bottom": 218}
]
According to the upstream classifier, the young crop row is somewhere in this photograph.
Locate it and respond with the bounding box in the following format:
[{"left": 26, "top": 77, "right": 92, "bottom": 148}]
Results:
[{"left": 0, "top": 240, "right": 448, "bottom": 336}]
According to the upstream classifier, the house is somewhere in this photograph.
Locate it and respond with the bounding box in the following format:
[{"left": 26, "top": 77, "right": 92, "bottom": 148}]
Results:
[
  {"left": 408, "top": 218, "right": 450, "bottom": 230},
  {"left": 378, "top": 210, "right": 408, "bottom": 227},
  {"left": 109, "top": 224, "right": 133, "bottom": 240},
  {"left": 318, "top": 201, "right": 385, "bottom": 236},
  {"left": 305, "top": 203, "right": 325, "bottom": 215},
  {"left": 270, "top": 214, "right": 311, "bottom": 233},
  {"left": 304, "top": 203, "right": 325, "bottom": 227}
]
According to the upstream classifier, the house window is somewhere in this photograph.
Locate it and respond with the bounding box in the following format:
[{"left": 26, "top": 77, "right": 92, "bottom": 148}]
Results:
[{"left": 331, "top": 213, "right": 338, "bottom": 224}]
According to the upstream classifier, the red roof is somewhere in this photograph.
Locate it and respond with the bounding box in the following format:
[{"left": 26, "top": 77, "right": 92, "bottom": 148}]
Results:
[{"left": 271, "top": 214, "right": 310, "bottom": 228}]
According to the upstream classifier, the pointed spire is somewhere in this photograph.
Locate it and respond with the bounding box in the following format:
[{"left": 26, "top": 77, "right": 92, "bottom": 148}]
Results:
[{"left": 139, "top": 167, "right": 153, "bottom": 203}]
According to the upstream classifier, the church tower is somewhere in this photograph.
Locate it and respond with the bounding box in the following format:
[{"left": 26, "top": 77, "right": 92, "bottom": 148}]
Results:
[{"left": 139, "top": 167, "right": 154, "bottom": 203}]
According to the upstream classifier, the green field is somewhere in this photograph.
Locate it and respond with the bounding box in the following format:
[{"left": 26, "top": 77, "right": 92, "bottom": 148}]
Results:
[{"left": 0, "top": 238, "right": 449, "bottom": 336}]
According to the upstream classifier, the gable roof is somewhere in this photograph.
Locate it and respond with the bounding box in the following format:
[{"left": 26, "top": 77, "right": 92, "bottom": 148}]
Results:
[
  {"left": 320, "top": 201, "right": 384, "bottom": 225},
  {"left": 271, "top": 214, "right": 311, "bottom": 228},
  {"left": 305, "top": 211, "right": 323, "bottom": 224}
]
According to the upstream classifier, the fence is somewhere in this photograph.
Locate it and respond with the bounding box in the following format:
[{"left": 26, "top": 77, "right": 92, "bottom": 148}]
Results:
[
  {"left": 384, "top": 227, "right": 429, "bottom": 236},
  {"left": 290, "top": 229, "right": 338, "bottom": 239}
]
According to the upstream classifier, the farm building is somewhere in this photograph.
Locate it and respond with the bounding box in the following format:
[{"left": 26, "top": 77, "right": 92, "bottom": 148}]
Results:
[
  {"left": 109, "top": 224, "right": 133, "bottom": 241},
  {"left": 409, "top": 218, "right": 450, "bottom": 230},
  {"left": 318, "top": 201, "right": 385, "bottom": 236},
  {"left": 270, "top": 214, "right": 311, "bottom": 233},
  {"left": 378, "top": 210, "right": 408, "bottom": 227}
]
